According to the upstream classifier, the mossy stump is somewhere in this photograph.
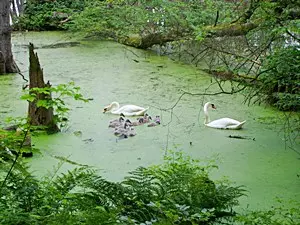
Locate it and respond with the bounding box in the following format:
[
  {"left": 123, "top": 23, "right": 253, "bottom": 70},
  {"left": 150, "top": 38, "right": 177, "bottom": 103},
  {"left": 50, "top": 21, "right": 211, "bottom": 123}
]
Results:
[{"left": 28, "top": 43, "right": 59, "bottom": 133}]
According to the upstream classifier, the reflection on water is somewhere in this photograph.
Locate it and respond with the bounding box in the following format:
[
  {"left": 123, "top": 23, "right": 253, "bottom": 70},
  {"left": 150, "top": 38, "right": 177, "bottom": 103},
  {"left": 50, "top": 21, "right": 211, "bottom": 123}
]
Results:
[{"left": 0, "top": 31, "right": 299, "bottom": 210}]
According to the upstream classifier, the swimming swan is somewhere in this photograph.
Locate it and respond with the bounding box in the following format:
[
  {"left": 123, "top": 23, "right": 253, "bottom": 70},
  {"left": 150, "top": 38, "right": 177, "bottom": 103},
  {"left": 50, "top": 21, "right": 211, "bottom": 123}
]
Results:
[
  {"left": 203, "top": 102, "right": 246, "bottom": 130},
  {"left": 103, "top": 102, "right": 149, "bottom": 116}
]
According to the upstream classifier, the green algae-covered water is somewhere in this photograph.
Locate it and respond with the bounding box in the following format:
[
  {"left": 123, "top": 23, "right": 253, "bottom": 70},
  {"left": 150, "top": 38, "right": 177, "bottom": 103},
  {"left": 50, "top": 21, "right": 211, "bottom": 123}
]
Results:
[{"left": 1, "top": 31, "right": 299, "bottom": 210}]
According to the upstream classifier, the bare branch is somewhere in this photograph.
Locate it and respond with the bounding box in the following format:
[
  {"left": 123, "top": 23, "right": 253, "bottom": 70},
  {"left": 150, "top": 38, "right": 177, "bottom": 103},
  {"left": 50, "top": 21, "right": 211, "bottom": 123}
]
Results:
[
  {"left": 204, "top": 44, "right": 261, "bottom": 66},
  {"left": 17, "top": 71, "right": 28, "bottom": 82},
  {"left": 285, "top": 29, "right": 300, "bottom": 42}
]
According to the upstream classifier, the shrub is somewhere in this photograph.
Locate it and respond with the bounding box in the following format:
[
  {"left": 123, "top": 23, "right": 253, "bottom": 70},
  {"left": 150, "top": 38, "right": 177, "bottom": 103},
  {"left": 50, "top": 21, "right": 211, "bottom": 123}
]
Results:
[
  {"left": 258, "top": 47, "right": 300, "bottom": 111},
  {"left": 13, "top": 0, "right": 86, "bottom": 31},
  {"left": 0, "top": 151, "right": 245, "bottom": 224}
]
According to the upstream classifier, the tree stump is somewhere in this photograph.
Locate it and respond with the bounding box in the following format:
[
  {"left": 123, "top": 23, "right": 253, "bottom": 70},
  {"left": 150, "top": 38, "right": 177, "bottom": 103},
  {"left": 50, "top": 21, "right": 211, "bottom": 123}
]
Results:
[{"left": 28, "top": 43, "right": 59, "bottom": 133}]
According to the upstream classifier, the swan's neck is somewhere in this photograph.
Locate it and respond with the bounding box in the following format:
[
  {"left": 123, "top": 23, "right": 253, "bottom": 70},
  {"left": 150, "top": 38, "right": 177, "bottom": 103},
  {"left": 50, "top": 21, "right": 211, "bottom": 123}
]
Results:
[
  {"left": 110, "top": 102, "right": 120, "bottom": 111},
  {"left": 203, "top": 102, "right": 210, "bottom": 125}
]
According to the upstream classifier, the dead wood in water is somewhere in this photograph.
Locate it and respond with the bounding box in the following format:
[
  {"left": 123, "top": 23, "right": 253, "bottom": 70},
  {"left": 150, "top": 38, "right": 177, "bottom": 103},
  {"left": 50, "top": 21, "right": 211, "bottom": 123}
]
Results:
[
  {"left": 28, "top": 43, "right": 59, "bottom": 133},
  {"left": 228, "top": 135, "right": 255, "bottom": 141}
]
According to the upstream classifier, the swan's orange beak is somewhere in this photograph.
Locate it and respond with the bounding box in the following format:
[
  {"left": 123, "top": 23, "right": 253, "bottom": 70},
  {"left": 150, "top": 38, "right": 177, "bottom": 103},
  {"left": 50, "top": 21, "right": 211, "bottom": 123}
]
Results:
[
  {"left": 103, "top": 108, "right": 107, "bottom": 113},
  {"left": 211, "top": 104, "right": 216, "bottom": 109}
]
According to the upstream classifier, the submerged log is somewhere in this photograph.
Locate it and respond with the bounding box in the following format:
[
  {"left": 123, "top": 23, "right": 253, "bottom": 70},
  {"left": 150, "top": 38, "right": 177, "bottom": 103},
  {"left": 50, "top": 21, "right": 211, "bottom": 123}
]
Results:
[
  {"left": 228, "top": 135, "right": 255, "bottom": 141},
  {"left": 28, "top": 43, "right": 59, "bottom": 133}
]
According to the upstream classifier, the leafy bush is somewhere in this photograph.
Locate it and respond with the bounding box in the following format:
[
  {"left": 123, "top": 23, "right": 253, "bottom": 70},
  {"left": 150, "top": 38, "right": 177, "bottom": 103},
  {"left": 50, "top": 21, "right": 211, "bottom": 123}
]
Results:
[
  {"left": 68, "top": 0, "right": 236, "bottom": 40},
  {"left": 15, "top": 0, "right": 237, "bottom": 39},
  {"left": 0, "top": 151, "right": 245, "bottom": 224},
  {"left": 13, "top": 0, "right": 87, "bottom": 30},
  {"left": 259, "top": 47, "right": 300, "bottom": 111}
]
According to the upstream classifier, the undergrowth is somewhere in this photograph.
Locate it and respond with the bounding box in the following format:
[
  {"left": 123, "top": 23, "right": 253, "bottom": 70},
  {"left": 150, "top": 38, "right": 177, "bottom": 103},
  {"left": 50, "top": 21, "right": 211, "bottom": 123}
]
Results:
[
  {"left": 0, "top": 150, "right": 245, "bottom": 225},
  {"left": 0, "top": 131, "right": 299, "bottom": 224}
]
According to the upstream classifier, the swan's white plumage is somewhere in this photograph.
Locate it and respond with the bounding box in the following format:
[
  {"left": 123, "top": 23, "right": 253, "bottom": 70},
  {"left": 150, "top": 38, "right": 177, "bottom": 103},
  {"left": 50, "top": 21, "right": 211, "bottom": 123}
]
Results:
[
  {"left": 204, "top": 102, "right": 246, "bottom": 130},
  {"left": 103, "top": 101, "right": 148, "bottom": 116}
]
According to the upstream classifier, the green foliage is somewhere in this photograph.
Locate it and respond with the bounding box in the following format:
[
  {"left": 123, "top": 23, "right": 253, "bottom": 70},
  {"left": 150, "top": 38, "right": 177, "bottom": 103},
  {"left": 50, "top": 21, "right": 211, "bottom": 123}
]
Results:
[
  {"left": 16, "top": 0, "right": 237, "bottom": 39},
  {"left": 21, "top": 81, "right": 89, "bottom": 129},
  {"left": 120, "top": 151, "right": 244, "bottom": 224},
  {"left": 67, "top": 2, "right": 143, "bottom": 39},
  {"left": 0, "top": 117, "right": 33, "bottom": 162},
  {"left": 14, "top": 0, "right": 244, "bottom": 39},
  {"left": 241, "top": 0, "right": 300, "bottom": 112},
  {"left": 67, "top": 2, "right": 160, "bottom": 39},
  {"left": 236, "top": 201, "right": 300, "bottom": 225},
  {"left": 0, "top": 151, "right": 245, "bottom": 224},
  {"left": 258, "top": 47, "right": 300, "bottom": 111},
  {"left": 1, "top": 150, "right": 297, "bottom": 224},
  {"left": 14, "top": 0, "right": 86, "bottom": 30}
]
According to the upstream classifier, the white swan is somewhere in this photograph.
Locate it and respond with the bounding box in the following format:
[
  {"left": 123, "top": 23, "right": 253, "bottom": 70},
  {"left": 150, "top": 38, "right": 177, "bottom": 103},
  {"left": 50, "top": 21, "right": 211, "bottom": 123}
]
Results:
[
  {"left": 203, "top": 102, "right": 246, "bottom": 130},
  {"left": 103, "top": 101, "right": 149, "bottom": 116}
]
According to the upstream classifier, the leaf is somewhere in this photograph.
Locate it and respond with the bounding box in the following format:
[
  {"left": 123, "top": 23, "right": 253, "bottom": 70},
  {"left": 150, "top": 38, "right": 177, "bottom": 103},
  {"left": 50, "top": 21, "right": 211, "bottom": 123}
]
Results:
[{"left": 20, "top": 93, "right": 36, "bottom": 102}]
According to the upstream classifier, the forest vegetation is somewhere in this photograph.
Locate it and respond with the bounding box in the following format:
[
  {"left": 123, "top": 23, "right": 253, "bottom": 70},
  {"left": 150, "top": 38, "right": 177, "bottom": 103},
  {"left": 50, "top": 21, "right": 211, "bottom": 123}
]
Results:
[
  {"left": 0, "top": 0, "right": 299, "bottom": 224},
  {"left": 12, "top": 0, "right": 300, "bottom": 112}
]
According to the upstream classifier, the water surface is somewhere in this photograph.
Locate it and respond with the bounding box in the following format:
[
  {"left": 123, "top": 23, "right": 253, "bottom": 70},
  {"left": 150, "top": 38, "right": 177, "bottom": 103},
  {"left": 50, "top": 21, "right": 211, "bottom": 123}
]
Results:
[{"left": 1, "top": 31, "right": 298, "bottom": 210}]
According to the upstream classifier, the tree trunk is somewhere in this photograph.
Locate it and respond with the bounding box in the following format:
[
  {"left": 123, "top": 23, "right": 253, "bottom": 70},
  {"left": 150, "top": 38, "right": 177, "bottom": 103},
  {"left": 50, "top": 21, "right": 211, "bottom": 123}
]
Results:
[
  {"left": 0, "top": 0, "right": 19, "bottom": 74},
  {"left": 204, "top": 21, "right": 258, "bottom": 38},
  {"left": 11, "top": 0, "right": 24, "bottom": 17},
  {"left": 10, "top": 0, "right": 18, "bottom": 18},
  {"left": 28, "top": 43, "right": 59, "bottom": 133}
]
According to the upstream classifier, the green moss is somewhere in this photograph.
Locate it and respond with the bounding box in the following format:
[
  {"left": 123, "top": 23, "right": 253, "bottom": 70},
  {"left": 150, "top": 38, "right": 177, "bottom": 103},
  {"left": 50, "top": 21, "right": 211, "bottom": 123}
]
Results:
[{"left": 120, "top": 34, "right": 142, "bottom": 48}]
